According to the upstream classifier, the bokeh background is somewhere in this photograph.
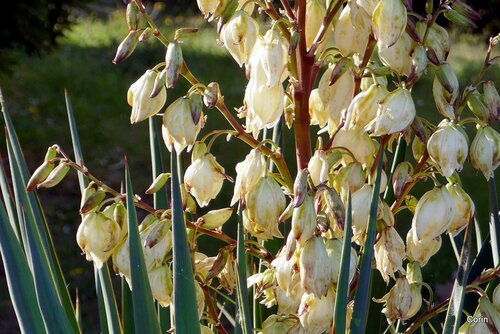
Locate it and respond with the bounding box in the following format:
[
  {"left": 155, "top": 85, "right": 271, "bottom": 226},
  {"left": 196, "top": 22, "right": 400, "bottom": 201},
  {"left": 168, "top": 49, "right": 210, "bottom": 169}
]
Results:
[{"left": 0, "top": 0, "right": 499, "bottom": 332}]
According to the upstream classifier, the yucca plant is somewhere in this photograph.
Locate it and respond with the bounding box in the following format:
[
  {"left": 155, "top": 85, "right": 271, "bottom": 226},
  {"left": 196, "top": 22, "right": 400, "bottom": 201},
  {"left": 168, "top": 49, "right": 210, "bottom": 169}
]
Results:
[{"left": 1, "top": 0, "right": 500, "bottom": 333}]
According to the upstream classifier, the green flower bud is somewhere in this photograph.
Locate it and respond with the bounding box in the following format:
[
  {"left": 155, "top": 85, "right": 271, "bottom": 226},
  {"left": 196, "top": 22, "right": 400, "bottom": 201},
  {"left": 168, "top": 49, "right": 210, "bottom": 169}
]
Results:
[
  {"left": 467, "top": 90, "right": 490, "bottom": 122},
  {"left": 44, "top": 145, "right": 58, "bottom": 162},
  {"left": 26, "top": 161, "right": 55, "bottom": 191},
  {"left": 112, "top": 30, "right": 141, "bottom": 65},
  {"left": 126, "top": 2, "right": 140, "bottom": 31},
  {"left": 36, "top": 161, "right": 70, "bottom": 189},
  {"left": 164, "top": 42, "right": 183, "bottom": 88},
  {"left": 198, "top": 208, "right": 233, "bottom": 229},
  {"left": 372, "top": 0, "right": 407, "bottom": 48},
  {"left": 483, "top": 81, "right": 500, "bottom": 120},
  {"left": 77, "top": 212, "right": 121, "bottom": 268},
  {"left": 145, "top": 173, "right": 171, "bottom": 194},
  {"left": 128, "top": 70, "right": 167, "bottom": 123},
  {"left": 79, "top": 189, "right": 106, "bottom": 215}
]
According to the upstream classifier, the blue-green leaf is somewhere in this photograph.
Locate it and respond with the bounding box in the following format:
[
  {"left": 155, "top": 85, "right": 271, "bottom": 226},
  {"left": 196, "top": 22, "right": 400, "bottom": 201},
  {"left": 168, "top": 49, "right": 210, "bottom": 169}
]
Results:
[
  {"left": 235, "top": 203, "right": 253, "bottom": 334},
  {"left": 0, "top": 197, "right": 45, "bottom": 334},
  {"left": 171, "top": 152, "right": 201, "bottom": 334},
  {"left": 333, "top": 191, "right": 352, "bottom": 334},
  {"left": 442, "top": 219, "right": 473, "bottom": 334},
  {"left": 125, "top": 163, "right": 161, "bottom": 334},
  {"left": 65, "top": 89, "right": 121, "bottom": 334},
  {"left": 350, "top": 150, "right": 384, "bottom": 334}
]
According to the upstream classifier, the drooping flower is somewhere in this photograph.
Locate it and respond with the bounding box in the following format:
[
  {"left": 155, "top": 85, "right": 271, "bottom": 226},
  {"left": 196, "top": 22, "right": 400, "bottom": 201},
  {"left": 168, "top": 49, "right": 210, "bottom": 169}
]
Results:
[
  {"left": 427, "top": 119, "right": 468, "bottom": 178},
  {"left": 231, "top": 148, "right": 266, "bottom": 205},
  {"left": 299, "top": 236, "right": 333, "bottom": 297},
  {"left": 375, "top": 226, "right": 406, "bottom": 282},
  {"left": 405, "top": 230, "right": 441, "bottom": 267},
  {"left": 220, "top": 11, "right": 259, "bottom": 67},
  {"left": 128, "top": 70, "right": 167, "bottom": 123},
  {"left": 470, "top": 126, "right": 500, "bottom": 180},
  {"left": 446, "top": 183, "right": 475, "bottom": 236},
  {"left": 372, "top": 0, "right": 407, "bottom": 48}
]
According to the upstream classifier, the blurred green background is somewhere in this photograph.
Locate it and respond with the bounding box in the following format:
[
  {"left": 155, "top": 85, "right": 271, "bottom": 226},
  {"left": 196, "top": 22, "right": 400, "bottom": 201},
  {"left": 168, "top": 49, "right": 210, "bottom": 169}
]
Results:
[{"left": 0, "top": 1, "right": 499, "bottom": 332}]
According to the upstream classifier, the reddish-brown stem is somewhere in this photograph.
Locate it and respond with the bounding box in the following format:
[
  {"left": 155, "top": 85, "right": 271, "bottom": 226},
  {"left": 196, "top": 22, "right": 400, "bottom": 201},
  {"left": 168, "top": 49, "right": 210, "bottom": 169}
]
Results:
[
  {"left": 293, "top": 0, "right": 315, "bottom": 170},
  {"left": 200, "top": 284, "right": 228, "bottom": 334},
  {"left": 353, "top": 35, "right": 377, "bottom": 95},
  {"left": 279, "top": 0, "right": 296, "bottom": 21}
]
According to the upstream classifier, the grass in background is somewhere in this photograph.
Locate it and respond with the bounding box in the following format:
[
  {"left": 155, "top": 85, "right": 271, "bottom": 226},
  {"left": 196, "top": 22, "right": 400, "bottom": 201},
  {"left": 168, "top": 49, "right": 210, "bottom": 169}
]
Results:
[{"left": 0, "top": 10, "right": 498, "bottom": 332}]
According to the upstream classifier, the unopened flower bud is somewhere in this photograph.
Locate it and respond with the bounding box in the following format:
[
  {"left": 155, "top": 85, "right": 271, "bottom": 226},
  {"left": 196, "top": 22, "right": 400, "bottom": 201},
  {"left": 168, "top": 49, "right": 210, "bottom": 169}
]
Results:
[
  {"left": 145, "top": 173, "right": 171, "bottom": 194},
  {"left": 298, "top": 288, "right": 335, "bottom": 333},
  {"left": 113, "top": 30, "right": 141, "bottom": 65},
  {"left": 427, "top": 119, "right": 468, "bottom": 178},
  {"left": 36, "top": 161, "right": 70, "bottom": 189},
  {"left": 77, "top": 212, "right": 121, "bottom": 268},
  {"left": 148, "top": 264, "right": 173, "bottom": 307},
  {"left": 126, "top": 2, "right": 140, "bottom": 31},
  {"left": 484, "top": 81, "right": 500, "bottom": 120},
  {"left": 470, "top": 126, "right": 500, "bottom": 180},
  {"left": 293, "top": 169, "right": 309, "bottom": 208},
  {"left": 164, "top": 42, "right": 183, "bottom": 88},
  {"left": 375, "top": 226, "right": 406, "bottom": 282},
  {"left": 392, "top": 162, "right": 413, "bottom": 199},
  {"left": 444, "top": 8, "right": 476, "bottom": 28},
  {"left": 26, "top": 161, "right": 55, "bottom": 191},
  {"left": 162, "top": 97, "right": 204, "bottom": 153},
  {"left": 372, "top": 0, "right": 407, "bottom": 48},
  {"left": 467, "top": 90, "right": 490, "bottom": 122},
  {"left": 231, "top": 148, "right": 266, "bottom": 205},
  {"left": 407, "top": 44, "right": 428, "bottom": 84},
  {"left": 292, "top": 194, "right": 317, "bottom": 246},
  {"left": 128, "top": 70, "right": 167, "bottom": 123},
  {"left": 221, "top": 11, "right": 258, "bottom": 67},
  {"left": 446, "top": 183, "right": 474, "bottom": 236},
  {"left": 366, "top": 87, "right": 416, "bottom": 136},
  {"left": 300, "top": 236, "right": 332, "bottom": 296},
  {"left": 79, "top": 189, "right": 106, "bottom": 215},
  {"left": 198, "top": 208, "right": 233, "bottom": 229},
  {"left": 149, "top": 68, "right": 167, "bottom": 99},
  {"left": 139, "top": 27, "right": 152, "bottom": 42},
  {"left": 345, "top": 83, "right": 388, "bottom": 129},
  {"left": 44, "top": 145, "right": 58, "bottom": 162},
  {"left": 411, "top": 186, "right": 457, "bottom": 242},
  {"left": 184, "top": 144, "right": 227, "bottom": 207},
  {"left": 203, "top": 82, "right": 220, "bottom": 109},
  {"left": 244, "top": 176, "right": 286, "bottom": 240}
]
